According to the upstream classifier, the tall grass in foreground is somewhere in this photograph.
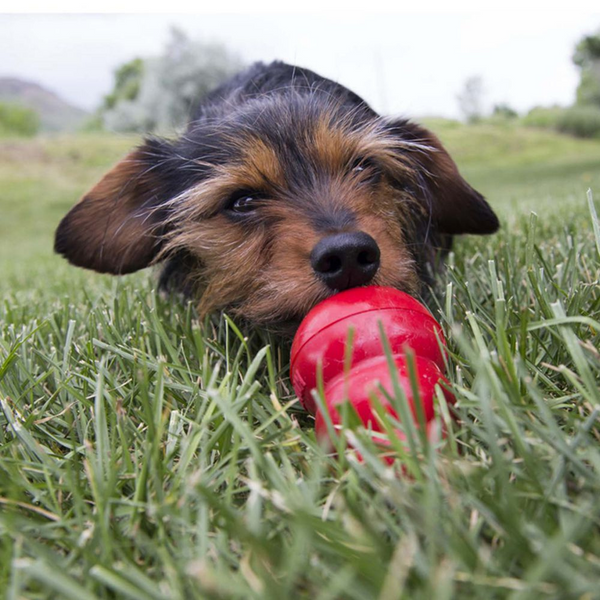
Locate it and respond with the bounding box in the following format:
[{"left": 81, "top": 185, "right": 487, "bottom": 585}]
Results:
[{"left": 1, "top": 194, "right": 599, "bottom": 599}]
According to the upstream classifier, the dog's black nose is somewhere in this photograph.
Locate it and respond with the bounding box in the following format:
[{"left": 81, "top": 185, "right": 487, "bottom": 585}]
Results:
[{"left": 311, "top": 232, "right": 380, "bottom": 291}]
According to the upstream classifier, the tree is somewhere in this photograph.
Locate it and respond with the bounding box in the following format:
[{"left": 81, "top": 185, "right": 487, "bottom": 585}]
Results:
[
  {"left": 573, "top": 29, "right": 600, "bottom": 107},
  {"left": 492, "top": 103, "right": 518, "bottom": 119},
  {"left": 102, "top": 27, "right": 244, "bottom": 133},
  {"left": 102, "top": 58, "right": 144, "bottom": 111},
  {"left": 457, "top": 76, "right": 485, "bottom": 124}
]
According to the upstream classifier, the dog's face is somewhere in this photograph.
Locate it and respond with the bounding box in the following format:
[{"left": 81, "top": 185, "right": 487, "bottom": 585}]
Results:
[{"left": 55, "top": 93, "right": 498, "bottom": 327}]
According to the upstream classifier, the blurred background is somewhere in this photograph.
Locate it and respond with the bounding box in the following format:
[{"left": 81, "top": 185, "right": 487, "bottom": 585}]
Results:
[
  {"left": 1, "top": 12, "right": 600, "bottom": 292},
  {"left": 1, "top": 12, "right": 599, "bottom": 134}
]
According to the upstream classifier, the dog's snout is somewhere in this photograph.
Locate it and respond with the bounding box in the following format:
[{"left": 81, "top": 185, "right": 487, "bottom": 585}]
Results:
[{"left": 310, "top": 232, "right": 380, "bottom": 291}]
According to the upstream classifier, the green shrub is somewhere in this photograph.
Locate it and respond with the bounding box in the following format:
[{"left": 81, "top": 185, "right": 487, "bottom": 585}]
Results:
[
  {"left": 522, "top": 105, "right": 600, "bottom": 139},
  {"left": 492, "top": 103, "right": 519, "bottom": 119},
  {"left": 102, "top": 28, "right": 243, "bottom": 133},
  {"left": 576, "top": 69, "right": 600, "bottom": 106},
  {"left": 521, "top": 106, "right": 564, "bottom": 130},
  {"left": 0, "top": 102, "right": 40, "bottom": 137},
  {"left": 555, "top": 105, "right": 600, "bottom": 138}
]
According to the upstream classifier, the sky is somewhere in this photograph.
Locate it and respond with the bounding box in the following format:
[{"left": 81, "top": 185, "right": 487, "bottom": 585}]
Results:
[{"left": 1, "top": 11, "right": 599, "bottom": 119}]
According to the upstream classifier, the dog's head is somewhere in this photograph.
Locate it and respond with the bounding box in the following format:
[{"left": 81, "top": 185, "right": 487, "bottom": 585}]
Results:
[{"left": 55, "top": 91, "right": 498, "bottom": 325}]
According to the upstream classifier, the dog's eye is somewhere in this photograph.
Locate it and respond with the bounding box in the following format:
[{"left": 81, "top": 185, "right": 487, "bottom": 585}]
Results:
[
  {"left": 225, "top": 191, "right": 263, "bottom": 214},
  {"left": 350, "top": 157, "right": 381, "bottom": 184}
]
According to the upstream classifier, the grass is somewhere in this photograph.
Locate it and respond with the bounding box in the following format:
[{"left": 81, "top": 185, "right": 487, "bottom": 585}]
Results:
[{"left": 1, "top": 123, "right": 600, "bottom": 599}]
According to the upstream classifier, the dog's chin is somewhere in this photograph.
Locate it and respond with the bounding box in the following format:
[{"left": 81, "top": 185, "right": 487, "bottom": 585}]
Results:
[
  {"left": 222, "top": 280, "right": 331, "bottom": 333},
  {"left": 226, "top": 282, "right": 375, "bottom": 338},
  {"left": 228, "top": 303, "right": 319, "bottom": 338}
]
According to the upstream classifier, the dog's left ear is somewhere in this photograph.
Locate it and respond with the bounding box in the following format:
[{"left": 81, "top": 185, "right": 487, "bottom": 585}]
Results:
[
  {"left": 388, "top": 119, "right": 499, "bottom": 235},
  {"left": 55, "top": 139, "right": 182, "bottom": 275}
]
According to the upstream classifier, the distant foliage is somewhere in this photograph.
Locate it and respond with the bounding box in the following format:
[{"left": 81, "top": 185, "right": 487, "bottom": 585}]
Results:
[
  {"left": 0, "top": 102, "right": 39, "bottom": 137},
  {"left": 521, "top": 30, "right": 600, "bottom": 139},
  {"left": 522, "top": 106, "right": 565, "bottom": 130},
  {"left": 101, "top": 28, "right": 244, "bottom": 133},
  {"left": 522, "top": 105, "right": 600, "bottom": 139},
  {"left": 492, "top": 103, "right": 518, "bottom": 119},
  {"left": 456, "top": 76, "right": 485, "bottom": 124},
  {"left": 573, "top": 29, "right": 600, "bottom": 107},
  {"left": 102, "top": 58, "right": 144, "bottom": 111},
  {"left": 576, "top": 70, "right": 600, "bottom": 107},
  {"left": 555, "top": 105, "right": 600, "bottom": 139}
]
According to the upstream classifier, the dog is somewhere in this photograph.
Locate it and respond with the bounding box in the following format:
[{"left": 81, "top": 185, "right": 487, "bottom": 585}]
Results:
[{"left": 55, "top": 61, "right": 499, "bottom": 330}]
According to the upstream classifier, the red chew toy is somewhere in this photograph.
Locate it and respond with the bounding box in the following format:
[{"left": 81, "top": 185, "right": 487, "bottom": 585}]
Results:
[{"left": 290, "top": 286, "right": 455, "bottom": 454}]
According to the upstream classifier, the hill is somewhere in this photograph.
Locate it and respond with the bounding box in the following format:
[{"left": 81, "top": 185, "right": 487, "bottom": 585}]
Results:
[{"left": 0, "top": 77, "right": 89, "bottom": 132}]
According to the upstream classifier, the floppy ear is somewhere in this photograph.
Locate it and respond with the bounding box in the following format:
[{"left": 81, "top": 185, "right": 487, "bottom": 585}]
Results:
[
  {"left": 389, "top": 119, "right": 499, "bottom": 235},
  {"left": 55, "top": 140, "right": 179, "bottom": 274}
]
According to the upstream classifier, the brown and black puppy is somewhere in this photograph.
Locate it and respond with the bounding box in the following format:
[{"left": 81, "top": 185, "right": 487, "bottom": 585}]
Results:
[{"left": 55, "top": 61, "right": 498, "bottom": 329}]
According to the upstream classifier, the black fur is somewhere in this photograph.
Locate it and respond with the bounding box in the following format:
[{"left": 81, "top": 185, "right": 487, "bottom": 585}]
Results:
[
  {"left": 160, "top": 62, "right": 497, "bottom": 292},
  {"left": 55, "top": 60, "right": 499, "bottom": 318}
]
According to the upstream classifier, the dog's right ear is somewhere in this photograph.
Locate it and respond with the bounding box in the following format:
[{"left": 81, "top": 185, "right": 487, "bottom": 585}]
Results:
[
  {"left": 55, "top": 139, "right": 181, "bottom": 275},
  {"left": 386, "top": 119, "right": 499, "bottom": 236}
]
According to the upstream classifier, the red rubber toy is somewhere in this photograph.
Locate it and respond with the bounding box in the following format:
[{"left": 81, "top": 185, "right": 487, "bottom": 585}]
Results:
[{"left": 290, "top": 286, "right": 455, "bottom": 453}]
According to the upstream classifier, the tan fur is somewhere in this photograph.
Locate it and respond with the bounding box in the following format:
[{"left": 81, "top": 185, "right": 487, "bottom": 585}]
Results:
[
  {"left": 55, "top": 66, "right": 497, "bottom": 322},
  {"left": 162, "top": 121, "right": 423, "bottom": 324}
]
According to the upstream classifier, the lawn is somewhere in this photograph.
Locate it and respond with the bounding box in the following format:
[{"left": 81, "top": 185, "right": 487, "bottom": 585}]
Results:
[{"left": 1, "top": 123, "right": 599, "bottom": 599}]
